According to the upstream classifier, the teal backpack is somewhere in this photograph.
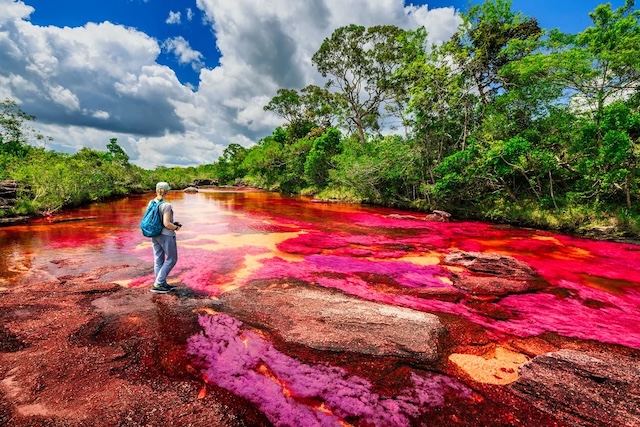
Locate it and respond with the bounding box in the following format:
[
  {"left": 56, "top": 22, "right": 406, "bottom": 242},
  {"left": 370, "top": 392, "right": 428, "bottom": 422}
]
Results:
[{"left": 140, "top": 200, "right": 165, "bottom": 237}]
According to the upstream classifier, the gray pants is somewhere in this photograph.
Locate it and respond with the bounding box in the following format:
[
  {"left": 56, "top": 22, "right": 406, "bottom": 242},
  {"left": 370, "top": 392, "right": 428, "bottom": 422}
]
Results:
[{"left": 151, "top": 234, "right": 178, "bottom": 285}]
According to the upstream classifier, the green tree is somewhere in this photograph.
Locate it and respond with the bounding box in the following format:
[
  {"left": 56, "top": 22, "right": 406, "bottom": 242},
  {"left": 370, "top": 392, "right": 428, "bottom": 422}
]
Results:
[
  {"left": 241, "top": 129, "right": 288, "bottom": 189},
  {"left": 304, "top": 128, "right": 342, "bottom": 188},
  {"left": 263, "top": 88, "right": 307, "bottom": 126},
  {"left": 432, "top": 142, "right": 485, "bottom": 208},
  {"left": 299, "top": 85, "right": 345, "bottom": 130},
  {"left": 0, "top": 99, "right": 42, "bottom": 158},
  {"left": 215, "top": 143, "right": 248, "bottom": 185},
  {"left": 447, "top": 0, "right": 543, "bottom": 108},
  {"left": 572, "top": 102, "right": 640, "bottom": 208},
  {"left": 402, "top": 28, "right": 477, "bottom": 194},
  {"left": 105, "top": 138, "right": 130, "bottom": 165},
  {"left": 264, "top": 85, "right": 345, "bottom": 141},
  {"left": 332, "top": 134, "right": 419, "bottom": 206},
  {"left": 312, "top": 25, "right": 408, "bottom": 143},
  {"left": 543, "top": 0, "right": 640, "bottom": 118}
]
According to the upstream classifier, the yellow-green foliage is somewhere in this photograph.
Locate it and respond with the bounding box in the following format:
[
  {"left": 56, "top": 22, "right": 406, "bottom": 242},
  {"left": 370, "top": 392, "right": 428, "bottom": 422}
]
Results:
[
  {"left": 315, "top": 186, "right": 363, "bottom": 203},
  {"left": 3, "top": 147, "right": 153, "bottom": 216}
]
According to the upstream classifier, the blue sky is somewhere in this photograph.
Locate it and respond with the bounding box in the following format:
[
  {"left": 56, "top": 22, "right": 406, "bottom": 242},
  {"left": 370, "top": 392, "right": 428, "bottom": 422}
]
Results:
[
  {"left": 23, "top": 0, "right": 624, "bottom": 89},
  {"left": 0, "top": 0, "right": 633, "bottom": 168}
]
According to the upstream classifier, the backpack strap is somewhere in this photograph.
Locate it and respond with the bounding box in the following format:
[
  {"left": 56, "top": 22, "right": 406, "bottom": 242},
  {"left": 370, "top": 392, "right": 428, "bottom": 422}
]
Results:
[{"left": 155, "top": 200, "right": 166, "bottom": 223}]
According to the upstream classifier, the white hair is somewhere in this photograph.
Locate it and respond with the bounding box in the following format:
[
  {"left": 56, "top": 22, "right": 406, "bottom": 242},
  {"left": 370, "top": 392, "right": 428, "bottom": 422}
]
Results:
[{"left": 156, "top": 182, "right": 170, "bottom": 191}]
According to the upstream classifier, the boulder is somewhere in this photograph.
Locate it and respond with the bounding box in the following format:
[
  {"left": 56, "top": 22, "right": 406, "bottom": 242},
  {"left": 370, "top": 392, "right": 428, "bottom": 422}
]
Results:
[
  {"left": 385, "top": 210, "right": 451, "bottom": 222},
  {"left": 219, "top": 281, "right": 445, "bottom": 363},
  {"left": 511, "top": 349, "right": 640, "bottom": 427},
  {"left": 444, "top": 250, "right": 539, "bottom": 279},
  {"left": 386, "top": 213, "right": 424, "bottom": 220},
  {"left": 183, "top": 186, "right": 198, "bottom": 193},
  {"left": 425, "top": 210, "right": 451, "bottom": 222},
  {"left": 444, "top": 251, "right": 547, "bottom": 296},
  {"left": 454, "top": 275, "right": 545, "bottom": 296}
]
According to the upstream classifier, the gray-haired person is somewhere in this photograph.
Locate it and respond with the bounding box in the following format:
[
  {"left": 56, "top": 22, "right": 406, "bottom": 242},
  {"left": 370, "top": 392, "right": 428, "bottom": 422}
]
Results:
[{"left": 150, "top": 182, "right": 181, "bottom": 293}]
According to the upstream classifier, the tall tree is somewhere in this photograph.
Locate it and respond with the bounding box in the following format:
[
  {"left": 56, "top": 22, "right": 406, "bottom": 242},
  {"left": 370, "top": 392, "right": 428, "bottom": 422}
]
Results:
[
  {"left": 299, "top": 85, "right": 345, "bottom": 130},
  {"left": 544, "top": 0, "right": 640, "bottom": 118},
  {"left": 312, "top": 25, "right": 407, "bottom": 143},
  {"left": 106, "top": 138, "right": 130, "bottom": 165},
  {"left": 0, "top": 99, "right": 51, "bottom": 157},
  {"left": 447, "top": 0, "right": 543, "bottom": 108},
  {"left": 216, "top": 143, "right": 248, "bottom": 184},
  {"left": 263, "top": 89, "right": 305, "bottom": 125},
  {"left": 572, "top": 102, "right": 640, "bottom": 208},
  {"left": 263, "top": 85, "right": 344, "bottom": 140},
  {"left": 403, "top": 28, "right": 477, "bottom": 188}
]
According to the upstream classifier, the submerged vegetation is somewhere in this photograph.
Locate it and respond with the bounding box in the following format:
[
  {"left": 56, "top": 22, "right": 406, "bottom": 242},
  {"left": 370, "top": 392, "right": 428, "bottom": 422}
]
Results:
[{"left": 1, "top": 0, "right": 639, "bottom": 237}]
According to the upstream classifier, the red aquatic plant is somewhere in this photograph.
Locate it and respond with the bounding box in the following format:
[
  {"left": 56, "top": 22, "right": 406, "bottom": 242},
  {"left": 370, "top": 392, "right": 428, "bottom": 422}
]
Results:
[{"left": 188, "top": 313, "right": 472, "bottom": 427}]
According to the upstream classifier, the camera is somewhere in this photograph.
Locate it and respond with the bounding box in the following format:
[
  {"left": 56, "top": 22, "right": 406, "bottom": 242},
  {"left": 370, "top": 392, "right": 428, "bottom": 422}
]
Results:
[{"left": 173, "top": 222, "right": 182, "bottom": 227}]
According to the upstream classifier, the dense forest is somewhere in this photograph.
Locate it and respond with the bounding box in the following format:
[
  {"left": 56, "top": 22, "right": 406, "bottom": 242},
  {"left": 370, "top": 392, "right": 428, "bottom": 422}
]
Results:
[{"left": 1, "top": 0, "right": 639, "bottom": 237}]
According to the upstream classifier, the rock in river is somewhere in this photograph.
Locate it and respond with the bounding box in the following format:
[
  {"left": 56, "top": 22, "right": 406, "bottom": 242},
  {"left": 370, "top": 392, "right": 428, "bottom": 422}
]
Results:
[
  {"left": 444, "top": 250, "right": 539, "bottom": 278},
  {"left": 444, "top": 250, "right": 547, "bottom": 296},
  {"left": 511, "top": 349, "right": 640, "bottom": 427},
  {"left": 219, "top": 281, "right": 445, "bottom": 363}
]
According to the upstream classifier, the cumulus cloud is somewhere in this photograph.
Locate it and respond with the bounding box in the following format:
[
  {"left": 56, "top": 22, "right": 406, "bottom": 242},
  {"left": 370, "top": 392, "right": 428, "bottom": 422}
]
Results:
[
  {"left": 166, "top": 11, "right": 181, "bottom": 25},
  {"left": 163, "top": 36, "right": 204, "bottom": 71},
  {"left": 0, "top": 0, "right": 462, "bottom": 169}
]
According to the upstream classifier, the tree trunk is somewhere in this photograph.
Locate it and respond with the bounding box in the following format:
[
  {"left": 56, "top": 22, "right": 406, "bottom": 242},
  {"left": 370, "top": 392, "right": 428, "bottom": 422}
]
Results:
[
  {"left": 625, "top": 171, "right": 631, "bottom": 209},
  {"left": 356, "top": 123, "right": 366, "bottom": 144},
  {"left": 549, "top": 171, "right": 558, "bottom": 210},
  {"left": 0, "top": 180, "right": 18, "bottom": 209}
]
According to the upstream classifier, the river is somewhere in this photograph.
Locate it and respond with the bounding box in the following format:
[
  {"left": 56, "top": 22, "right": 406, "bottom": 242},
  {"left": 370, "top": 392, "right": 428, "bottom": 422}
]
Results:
[{"left": 1, "top": 188, "right": 639, "bottom": 426}]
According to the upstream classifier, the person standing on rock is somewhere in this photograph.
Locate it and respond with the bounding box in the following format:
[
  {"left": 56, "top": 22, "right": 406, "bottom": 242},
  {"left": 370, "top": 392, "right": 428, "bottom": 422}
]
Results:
[{"left": 150, "top": 182, "right": 181, "bottom": 294}]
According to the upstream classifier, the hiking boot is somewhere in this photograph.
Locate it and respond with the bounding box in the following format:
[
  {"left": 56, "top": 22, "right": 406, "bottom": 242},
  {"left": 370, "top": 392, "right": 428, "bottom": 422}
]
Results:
[{"left": 150, "top": 283, "right": 173, "bottom": 294}]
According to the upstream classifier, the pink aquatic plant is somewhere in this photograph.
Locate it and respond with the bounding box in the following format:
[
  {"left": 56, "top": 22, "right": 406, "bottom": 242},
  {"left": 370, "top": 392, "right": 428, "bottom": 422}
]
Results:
[
  {"left": 497, "top": 280, "right": 640, "bottom": 348},
  {"left": 108, "top": 192, "right": 640, "bottom": 350},
  {"left": 188, "top": 313, "right": 472, "bottom": 427},
  {"left": 253, "top": 254, "right": 452, "bottom": 290}
]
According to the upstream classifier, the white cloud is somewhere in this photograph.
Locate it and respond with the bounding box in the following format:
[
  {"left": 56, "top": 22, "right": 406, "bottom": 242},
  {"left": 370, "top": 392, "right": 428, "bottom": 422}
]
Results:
[
  {"left": 47, "top": 84, "right": 79, "bottom": 111},
  {"left": 92, "top": 110, "right": 110, "bottom": 119},
  {"left": 186, "top": 8, "right": 194, "bottom": 21},
  {"left": 163, "top": 36, "right": 204, "bottom": 71},
  {"left": 0, "top": 0, "right": 462, "bottom": 169},
  {"left": 0, "top": 0, "right": 32, "bottom": 21},
  {"left": 406, "top": 4, "right": 461, "bottom": 45},
  {"left": 166, "top": 11, "right": 181, "bottom": 25}
]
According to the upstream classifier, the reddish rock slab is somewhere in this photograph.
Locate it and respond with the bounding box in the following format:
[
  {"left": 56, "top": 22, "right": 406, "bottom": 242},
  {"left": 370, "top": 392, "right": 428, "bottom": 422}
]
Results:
[
  {"left": 444, "top": 250, "right": 547, "bottom": 296},
  {"left": 444, "top": 250, "right": 539, "bottom": 279},
  {"left": 511, "top": 349, "right": 640, "bottom": 427},
  {"left": 219, "top": 281, "right": 445, "bottom": 363},
  {"left": 406, "top": 285, "right": 466, "bottom": 302},
  {"left": 0, "top": 276, "right": 270, "bottom": 427},
  {"left": 454, "top": 275, "right": 545, "bottom": 296}
]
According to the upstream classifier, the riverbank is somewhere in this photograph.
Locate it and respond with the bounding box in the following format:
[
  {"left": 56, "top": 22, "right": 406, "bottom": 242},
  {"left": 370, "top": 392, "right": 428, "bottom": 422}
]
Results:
[{"left": 2, "top": 187, "right": 639, "bottom": 246}]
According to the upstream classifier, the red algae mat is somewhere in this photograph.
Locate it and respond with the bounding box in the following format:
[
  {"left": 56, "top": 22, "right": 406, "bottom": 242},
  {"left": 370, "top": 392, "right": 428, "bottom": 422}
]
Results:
[{"left": 1, "top": 189, "right": 639, "bottom": 427}]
